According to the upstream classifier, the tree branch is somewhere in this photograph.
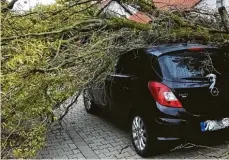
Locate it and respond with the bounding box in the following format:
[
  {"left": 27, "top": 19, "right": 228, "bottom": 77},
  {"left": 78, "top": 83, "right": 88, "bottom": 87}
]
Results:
[
  {"left": 2, "top": 19, "right": 105, "bottom": 41},
  {"left": 1, "top": 0, "right": 18, "bottom": 12}
]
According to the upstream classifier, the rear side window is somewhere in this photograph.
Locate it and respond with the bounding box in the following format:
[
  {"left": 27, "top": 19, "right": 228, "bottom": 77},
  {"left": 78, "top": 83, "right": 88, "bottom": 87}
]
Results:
[
  {"left": 115, "top": 50, "right": 141, "bottom": 75},
  {"left": 158, "top": 49, "right": 229, "bottom": 81}
]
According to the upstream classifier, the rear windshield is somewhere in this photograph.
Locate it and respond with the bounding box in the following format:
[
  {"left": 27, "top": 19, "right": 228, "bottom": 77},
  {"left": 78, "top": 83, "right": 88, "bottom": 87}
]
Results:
[{"left": 158, "top": 49, "right": 229, "bottom": 81}]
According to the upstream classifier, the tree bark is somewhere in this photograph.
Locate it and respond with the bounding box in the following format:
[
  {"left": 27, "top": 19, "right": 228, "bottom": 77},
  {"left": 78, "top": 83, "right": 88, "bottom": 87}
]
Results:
[{"left": 218, "top": 0, "right": 229, "bottom": 32}]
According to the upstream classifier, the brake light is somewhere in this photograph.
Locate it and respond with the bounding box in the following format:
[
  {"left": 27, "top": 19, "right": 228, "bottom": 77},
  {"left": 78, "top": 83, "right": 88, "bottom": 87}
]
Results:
[
  {"left": 188, "top": 48, "right": 204, "bottom": 51},
  {"left": 148, "top": 82, "right": 182, "bottom": 108}
]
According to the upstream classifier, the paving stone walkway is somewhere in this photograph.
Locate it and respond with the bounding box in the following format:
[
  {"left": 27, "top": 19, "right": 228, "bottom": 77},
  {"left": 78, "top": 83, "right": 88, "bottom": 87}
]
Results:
[{"left": 38, "top": 96, "right": 229, "bottom": 159}]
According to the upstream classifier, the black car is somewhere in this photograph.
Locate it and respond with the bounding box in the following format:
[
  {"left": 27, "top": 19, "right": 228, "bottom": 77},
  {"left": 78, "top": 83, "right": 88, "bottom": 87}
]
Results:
[{"left": 83, "top": 43, "right": 229, "bottom": 157}]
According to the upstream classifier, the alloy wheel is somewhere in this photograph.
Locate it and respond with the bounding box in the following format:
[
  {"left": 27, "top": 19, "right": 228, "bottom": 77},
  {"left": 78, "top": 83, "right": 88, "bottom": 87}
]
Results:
[{"left": 132, "top": 116, "right": 147, "bottom": 151}]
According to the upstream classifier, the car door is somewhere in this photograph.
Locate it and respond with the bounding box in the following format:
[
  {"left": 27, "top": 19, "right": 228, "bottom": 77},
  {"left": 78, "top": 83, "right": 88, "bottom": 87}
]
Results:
[
  {"left": 105, "top": 51, "right": 140, "bottom": 119},
  {"left": 90, "top": 59, "right": 134, "bottom": 111},
  {"left": 90, "top": 57, "right": 135, "bottom": 111},
  {"left": 92, "top": 73, "right": 132, "bottom": 111}
]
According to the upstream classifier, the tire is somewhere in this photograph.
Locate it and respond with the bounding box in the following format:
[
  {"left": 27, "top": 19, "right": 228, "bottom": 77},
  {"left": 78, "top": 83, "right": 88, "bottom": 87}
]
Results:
[
  {"left": 83, "top": 89, "right": 96, "bottom": 114},
  {"left": 130, "top": 113, "right": 158, "bottom": 157}
]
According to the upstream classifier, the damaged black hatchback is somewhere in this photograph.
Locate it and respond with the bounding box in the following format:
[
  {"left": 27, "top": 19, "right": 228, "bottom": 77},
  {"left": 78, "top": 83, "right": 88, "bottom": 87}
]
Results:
[{"left": 83, "top": 43, "right": 229, "bottom": 157}]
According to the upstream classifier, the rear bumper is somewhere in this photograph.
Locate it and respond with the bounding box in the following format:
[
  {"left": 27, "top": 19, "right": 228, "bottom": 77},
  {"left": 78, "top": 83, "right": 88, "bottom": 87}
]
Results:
[{"left": 154, "top": 103, "right": 229, "bottom": 143}]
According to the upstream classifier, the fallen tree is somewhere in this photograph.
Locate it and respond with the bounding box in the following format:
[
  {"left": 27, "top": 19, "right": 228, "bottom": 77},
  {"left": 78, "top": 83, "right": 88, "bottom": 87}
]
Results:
[{"left": 1, "top": 0, "right": 229, "bottom": 158}]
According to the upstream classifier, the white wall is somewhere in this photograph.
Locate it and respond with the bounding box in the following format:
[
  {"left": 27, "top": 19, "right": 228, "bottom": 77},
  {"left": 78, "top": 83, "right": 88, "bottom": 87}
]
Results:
[
  {"left": 195, "top": 0, "right": 229, "bottom": 12},
  {"left": 7, "top": 0, "right": 56, "bottom": 12}
]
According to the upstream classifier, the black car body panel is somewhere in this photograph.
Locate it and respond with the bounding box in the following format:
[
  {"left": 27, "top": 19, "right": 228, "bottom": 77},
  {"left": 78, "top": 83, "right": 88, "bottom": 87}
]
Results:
[{"left": 89, "top": 43, "right": 229, "bottom": 143}]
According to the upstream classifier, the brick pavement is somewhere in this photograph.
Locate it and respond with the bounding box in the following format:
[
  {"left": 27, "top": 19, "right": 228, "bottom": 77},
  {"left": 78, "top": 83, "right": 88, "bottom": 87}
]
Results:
[{"left": 38, "top": 96, "right": 229, "bottom": 159}]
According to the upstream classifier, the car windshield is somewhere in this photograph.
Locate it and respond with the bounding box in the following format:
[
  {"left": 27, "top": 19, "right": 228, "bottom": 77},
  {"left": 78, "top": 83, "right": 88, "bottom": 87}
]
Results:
[{"left": 158, "top": 49, "right": 229, "bottom": 81}]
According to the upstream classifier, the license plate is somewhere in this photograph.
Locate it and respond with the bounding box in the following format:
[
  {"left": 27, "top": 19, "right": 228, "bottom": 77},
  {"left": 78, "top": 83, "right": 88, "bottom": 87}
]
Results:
[{"left": 200, "top": 118, "right": 229, "bottom": 132}]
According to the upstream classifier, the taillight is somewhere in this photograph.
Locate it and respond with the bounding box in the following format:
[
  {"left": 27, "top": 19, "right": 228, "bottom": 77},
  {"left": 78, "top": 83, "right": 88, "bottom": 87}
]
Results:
[{"left": 148, "top": 81, "right": 182, "bottom": 108}]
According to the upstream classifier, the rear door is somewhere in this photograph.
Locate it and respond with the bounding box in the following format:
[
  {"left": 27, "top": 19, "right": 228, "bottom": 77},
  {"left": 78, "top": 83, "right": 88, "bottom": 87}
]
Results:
[
  {"left": 107, "top": 50, "right": 140, "bottom": 119},
  {"left": 157, "top": 49, "right": 229, "bottom": 116},
  {"left": 105, "top": 74, "right": 133, "bottom": 113}
]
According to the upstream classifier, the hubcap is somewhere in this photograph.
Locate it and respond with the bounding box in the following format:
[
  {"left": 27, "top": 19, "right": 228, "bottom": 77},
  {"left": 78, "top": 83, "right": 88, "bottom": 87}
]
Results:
[
  {"left": 84, "top": 90, "right": 91, "bottom": 110},
  {"left": 132, "top": 116, "right": 146, "bottom": 151}
]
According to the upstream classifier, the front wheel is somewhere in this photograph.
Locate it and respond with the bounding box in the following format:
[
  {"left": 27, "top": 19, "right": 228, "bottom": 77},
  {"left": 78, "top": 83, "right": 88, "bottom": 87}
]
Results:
[
  {"left": 131, "top": 114, "right": 158, "bottom": 157},
  {"left": 83, "top": 89, "right": 96, "bottom": 114}
]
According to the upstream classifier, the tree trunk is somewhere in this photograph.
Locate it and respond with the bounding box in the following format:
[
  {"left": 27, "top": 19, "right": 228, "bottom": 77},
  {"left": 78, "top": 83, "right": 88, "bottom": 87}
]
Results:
[{"left": 218, "top": 0, "right": 229, "bottom": 32}]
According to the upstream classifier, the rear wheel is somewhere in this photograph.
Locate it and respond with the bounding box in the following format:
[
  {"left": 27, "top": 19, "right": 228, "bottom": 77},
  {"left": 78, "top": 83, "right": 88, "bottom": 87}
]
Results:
[
  {"left": 131, "top": 113, "right": 158, "bottom": 157},
  {"left": 83, "top": 89, "right": 96, "bottom": 114}
]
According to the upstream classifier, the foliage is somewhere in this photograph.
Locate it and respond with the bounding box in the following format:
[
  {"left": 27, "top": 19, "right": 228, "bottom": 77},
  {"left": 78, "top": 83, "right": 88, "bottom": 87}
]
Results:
[{"left": 1, "top": 0, "right": 229, "bottom": 158}]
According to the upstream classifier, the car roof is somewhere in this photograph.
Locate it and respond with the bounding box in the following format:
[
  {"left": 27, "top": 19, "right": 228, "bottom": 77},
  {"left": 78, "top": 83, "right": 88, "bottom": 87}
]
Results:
[{"left": 146, "top": 43, "right": 218, "bottom": 57}]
